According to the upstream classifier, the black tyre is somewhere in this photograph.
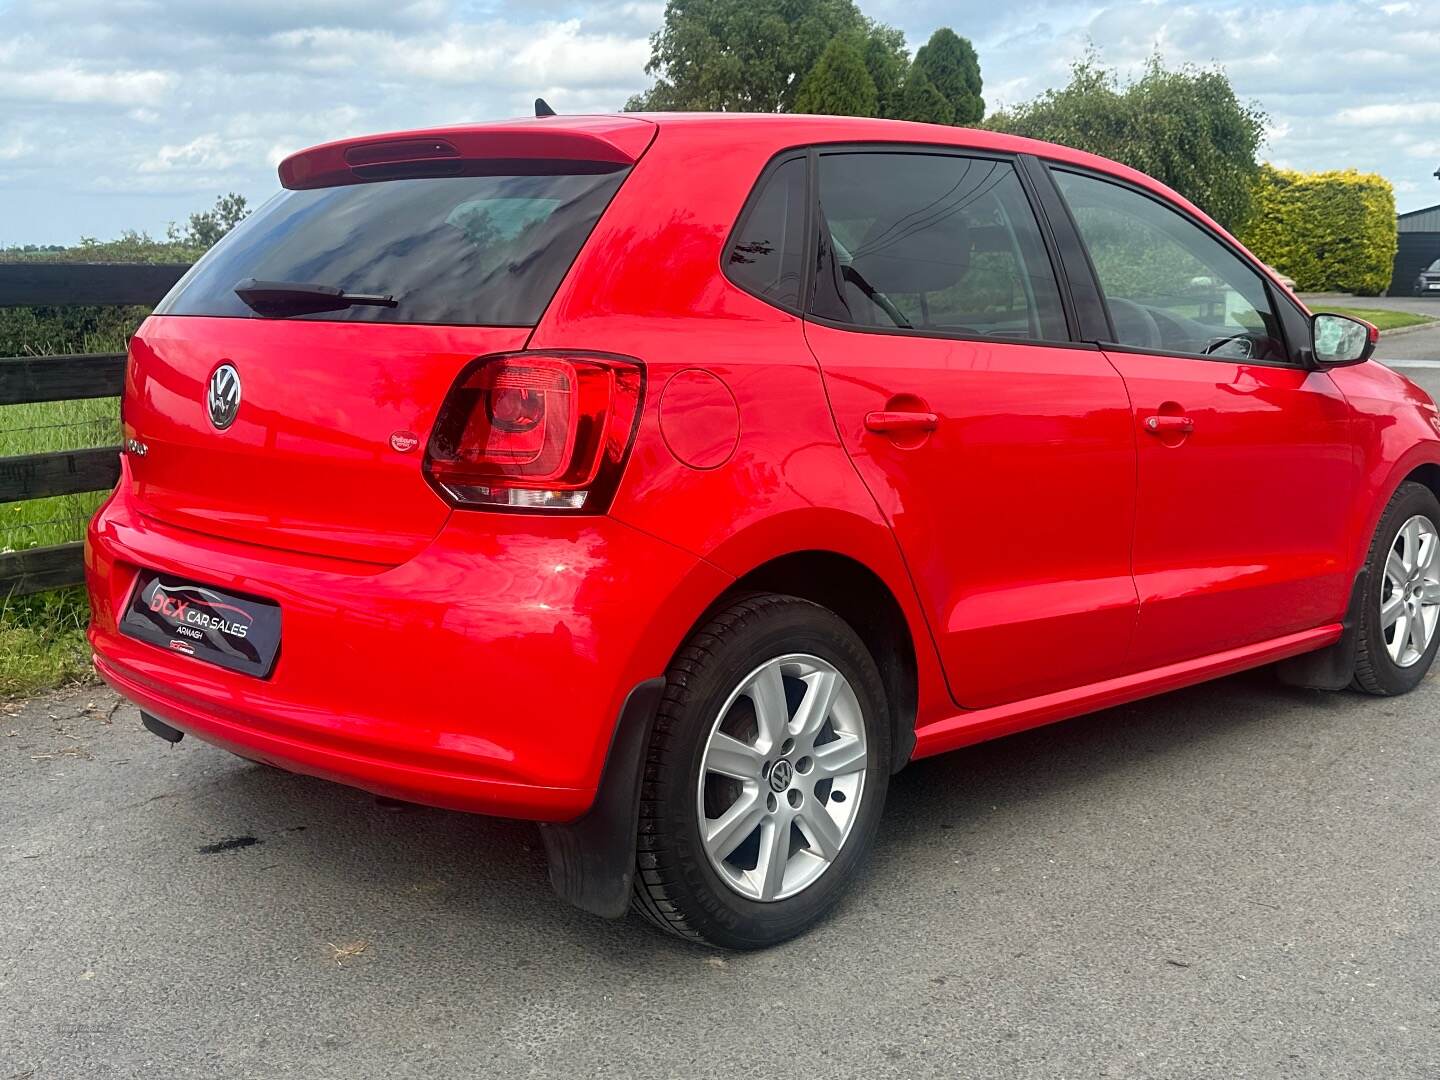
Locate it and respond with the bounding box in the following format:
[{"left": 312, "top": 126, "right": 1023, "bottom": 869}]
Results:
[
  {"left": 632, "top": 594, "right": 891, "bottom": 949},
  {"left": 1353, "top": 482, "right": 1440, "bottom": 695}
]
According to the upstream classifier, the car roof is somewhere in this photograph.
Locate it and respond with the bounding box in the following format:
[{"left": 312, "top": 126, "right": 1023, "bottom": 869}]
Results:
[
  {"left": 600, "top": 112, "right": 1202, "bottom": 220},
  {"left": 283, "top": 111, "right": 1222, "bottom": 241},
  {"left": 625, "top": 112, "right": 1221, "bottom": 241}
]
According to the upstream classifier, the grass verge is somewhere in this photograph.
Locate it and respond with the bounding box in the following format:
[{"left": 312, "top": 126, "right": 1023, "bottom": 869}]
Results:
[
  {"left": 2, "top": 306, "right": 131, "bottom": 700},
  {"left": 1315, "top": 306, "right": 1437, "bottom": 332},
  {"left": 0, "top": 588, "right": 94, "bottom": 698},
  {"left": 0, "top": 397, "right": 115, "bottom": 698}
]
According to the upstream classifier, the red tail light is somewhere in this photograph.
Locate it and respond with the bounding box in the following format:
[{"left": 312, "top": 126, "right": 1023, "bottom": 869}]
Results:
[{"left": 424, "top": 352, "right": 644, "bottom": 512}]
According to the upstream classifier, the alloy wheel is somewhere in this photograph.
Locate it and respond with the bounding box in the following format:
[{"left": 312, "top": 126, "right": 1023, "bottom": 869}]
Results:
[
  {"left": 1381, "top": 514, "right": 1440, "bottom": 668},
  {"left": 696, "top": 654, "right": 868, "bottom": 902}
]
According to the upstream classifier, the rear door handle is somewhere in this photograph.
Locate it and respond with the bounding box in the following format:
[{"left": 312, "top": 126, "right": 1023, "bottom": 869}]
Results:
[
  {"left": 1143, "top": 415, "right": 1194, "bottom": 435},
  {"left": 864, "top": 410, "right": 940, "bottom": 435}
]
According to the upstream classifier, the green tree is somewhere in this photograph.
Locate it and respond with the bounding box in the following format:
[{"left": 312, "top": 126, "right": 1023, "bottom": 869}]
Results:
[
  {"left": 624, "top": 0, "right": 898, "bottom": 112},
  {"left": 794, "top": 37, "right": 879, "bottom": 116},
  {"left": 858, "top": 24, "right": 909, "bottom": 119},
  {"left": 174, "top": 192, "right": 250, "bottom": 248},
  {"left": 896, "top": 68, "right": 954, "bottom": 125},
  {"left": 911, "top": 28, "right": 983, "bottom": 124},
  {"left": 988, "top": 53, "right": 1267, "bottom": 231}
]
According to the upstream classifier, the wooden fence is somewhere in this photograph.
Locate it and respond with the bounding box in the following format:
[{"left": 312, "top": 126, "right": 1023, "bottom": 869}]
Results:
[{"left": 0, "top": 263, "right": 191, "bottom": 596}]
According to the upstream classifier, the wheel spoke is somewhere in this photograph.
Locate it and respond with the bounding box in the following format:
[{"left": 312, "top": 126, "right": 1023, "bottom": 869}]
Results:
[
  {"left": 792, "top": 670, "right": 839, "bottom": 742},
  {"left": 812, "top": 733, "right": 866, "bottom": 778},
  {"left": 796, "top": 805, "right": 844, "bottom": 861},
  {"left": 1423, "top": 582, "right": 1440, "bottom": 603},
  {"left": 704, "top": 787, "right": 764, "bottom": 861},
  {"left": 754, "top": 816, "right": 791, "bottom": 901},
  {"left": 1382, "top": 593, "right": 1405, "bottom": 628},
  {"left": 705, "top": 732, "right": 765, "bottom": 781},
  {"left": 1420, "top": 531, "right": 1439, "bottom": 574},
  {"left": 1386, "top": 549, "right": 1408, "bottom": 588},
  {"left": 1404, "top": 519, "right": 1423, "bottom": 571},
  {"left": 1389, "top": 611, "right": 1409, "bottom": 661},
  {"left": 1409, "top": 609, "right": 1430, "bottom": 657},
  {"left": 748, "top": 662, "right": 790, "bottom": 749}
]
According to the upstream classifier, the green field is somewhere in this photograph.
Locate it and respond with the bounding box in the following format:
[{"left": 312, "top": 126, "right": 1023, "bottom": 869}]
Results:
[
  {"left": 1315, "top": 306, "right": 1437, "bottom": 332},
  {"left": 0, "top": 397, "right": 118, "bottom": 698},
  {"left": 1, "top": 303, "right": 134, "bottom": 698}
]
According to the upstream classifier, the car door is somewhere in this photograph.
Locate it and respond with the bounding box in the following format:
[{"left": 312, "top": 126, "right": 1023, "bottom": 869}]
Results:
[
  {"left": 1046, "top": 166, "right": 1358, "bottom": 670},
  {"left": 802, "top": 148, "right": 1138, "bottom": 709}
]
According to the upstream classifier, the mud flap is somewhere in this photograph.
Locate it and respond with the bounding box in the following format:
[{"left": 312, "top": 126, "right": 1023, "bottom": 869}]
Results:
[
  {"left": 538, "top": 676, "right": 666, "bottom": 919},
  {"left": 1275, "top": 569, "right": 1367, "bottom": 691}
]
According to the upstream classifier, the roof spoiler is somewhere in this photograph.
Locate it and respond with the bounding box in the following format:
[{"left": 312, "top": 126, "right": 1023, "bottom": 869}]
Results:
[{"left": 278, "top": 117, "right": 655, "bottom": 190}]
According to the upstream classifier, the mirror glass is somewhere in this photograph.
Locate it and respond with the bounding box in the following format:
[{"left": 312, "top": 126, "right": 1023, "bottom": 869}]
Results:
[{"left": 1313, "top": 313, "right": 1372, "bottom": 365}]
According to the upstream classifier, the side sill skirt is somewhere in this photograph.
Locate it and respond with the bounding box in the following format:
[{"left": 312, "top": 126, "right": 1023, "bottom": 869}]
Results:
[{"left": 911, "top": 624, "right": 1343, "bottom": 760}]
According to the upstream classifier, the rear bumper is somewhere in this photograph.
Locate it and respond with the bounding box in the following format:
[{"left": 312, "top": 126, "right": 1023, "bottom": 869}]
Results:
[
  {"left": 94, "top": 651, "right": 592, "bottom": 818},
  {"left": 87, "top": 481, "right": 728, "bottom": 821}
]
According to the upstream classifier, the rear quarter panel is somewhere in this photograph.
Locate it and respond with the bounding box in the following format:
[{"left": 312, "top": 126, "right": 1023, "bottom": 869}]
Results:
[{"left": 530, "top": 122, "right": 954, "bottom": 727}]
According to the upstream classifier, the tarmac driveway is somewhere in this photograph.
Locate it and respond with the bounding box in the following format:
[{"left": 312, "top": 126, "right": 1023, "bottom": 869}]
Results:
[
  {"left": 4, "top": 670, "right": 1438, "bottom": 1079},
  {"left": 6, "top": 317, "right": 1440, "bottom": 1080}
]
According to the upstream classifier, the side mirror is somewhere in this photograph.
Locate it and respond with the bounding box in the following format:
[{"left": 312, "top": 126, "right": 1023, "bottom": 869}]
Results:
[{"left": 1312, "top": 312, "right": 1378, "bottom": 367}]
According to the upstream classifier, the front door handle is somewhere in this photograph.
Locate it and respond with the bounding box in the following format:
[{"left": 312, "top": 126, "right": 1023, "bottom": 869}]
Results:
[
  {"left": 864, "top": 410, "right": 940, "bottom": 435},
  {"left": 1143, "top": 414, "right": 1194, "bottom": 435}
]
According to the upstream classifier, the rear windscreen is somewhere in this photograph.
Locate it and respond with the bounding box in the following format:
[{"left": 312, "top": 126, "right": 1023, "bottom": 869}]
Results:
[{"left": 155, "top": 169, "right": 628, "bottom": 326}]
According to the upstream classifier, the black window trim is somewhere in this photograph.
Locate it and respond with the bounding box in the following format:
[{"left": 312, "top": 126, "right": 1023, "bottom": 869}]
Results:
[
  {"left": 1017, "top": 154, "right": 1116, "bottom": 344},
  {"left": 801, "top": 142, "right": 1089, "bottom": 351},
  {"left": 1036, "top": 159, "right": 1315, "bottom": 370}
]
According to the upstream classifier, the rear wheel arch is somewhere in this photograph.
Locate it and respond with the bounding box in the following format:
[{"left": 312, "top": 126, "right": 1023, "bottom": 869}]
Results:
[
  {"left": 692, "top": 550, "right": 919, "bottom": 774},
  {"left": 1402, "top": 462, "right": 1440, "bottom": 505},
  {"left": 540, "top": 545, "right": 921, "bottom": 924}
]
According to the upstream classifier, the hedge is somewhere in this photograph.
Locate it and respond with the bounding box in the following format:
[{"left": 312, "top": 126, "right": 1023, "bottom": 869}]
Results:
[{"left": 1240, "top": 166, "right": 1397, "bottom": 296}]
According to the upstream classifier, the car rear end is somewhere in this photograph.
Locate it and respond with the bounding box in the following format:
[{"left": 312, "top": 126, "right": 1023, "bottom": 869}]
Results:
[{"left": 86, "top": 117, "right": 720, "bottom": 820}]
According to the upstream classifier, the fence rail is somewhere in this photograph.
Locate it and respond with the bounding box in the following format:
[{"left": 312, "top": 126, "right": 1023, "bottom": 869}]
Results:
[
  {"left": 0, "top": 352, "right": 127, "bottom": 405},
  {"left": 1, "top": 261, "right": 190, "bottom": 597},
  {"left": 0, "top": 262, "right": 191, "bottom": 308}
]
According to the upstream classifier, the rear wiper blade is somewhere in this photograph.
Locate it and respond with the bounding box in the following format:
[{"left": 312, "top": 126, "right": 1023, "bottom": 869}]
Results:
[{"left": 234, "top": 277, "right": 398, "bottom": 316}]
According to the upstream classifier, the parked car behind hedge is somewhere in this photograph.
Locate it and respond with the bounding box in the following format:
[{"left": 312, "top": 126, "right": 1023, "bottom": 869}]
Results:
[{"left": 1416, "top": 259, "right": 1440, "bottom": 296}]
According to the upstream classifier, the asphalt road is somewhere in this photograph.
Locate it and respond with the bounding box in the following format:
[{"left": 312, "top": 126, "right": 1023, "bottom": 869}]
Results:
[
  {"left": 5, "top": 322, "right": 1440, "bottom": 1080},
  {"left": 1376, "top": 322, "right": 1440, "bottom": 368},
  {"left": 1302, "top": 293, "right": 1440, "bottom": 321},
  {"left": 6, "top": 662, "right": 1440, "bottom": 1080}
]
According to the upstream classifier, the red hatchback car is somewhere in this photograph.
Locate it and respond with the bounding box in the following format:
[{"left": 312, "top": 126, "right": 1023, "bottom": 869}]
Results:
[{"left": 88, "top": 113, "right": 1440, "bottom": 948}]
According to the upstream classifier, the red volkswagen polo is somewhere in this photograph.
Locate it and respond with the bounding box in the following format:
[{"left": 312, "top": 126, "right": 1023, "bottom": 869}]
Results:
[{"left": 88, "top": 113, "right": 1440, "bottom": 948}]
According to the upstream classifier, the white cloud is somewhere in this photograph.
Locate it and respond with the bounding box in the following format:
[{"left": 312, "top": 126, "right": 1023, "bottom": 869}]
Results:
[
  {"left": 139, "top": 134, "right": 251, "bottom": 174},
  {"left": 4, "top": 0, "right": 1440, "bottom": 242},
  {"left": 1337, "top": 102, "right": 1440, "bottom": 127},
  {"left": 270, "top": 20, "right": 649, "bottom": 89},
  {"left": 0, "top": 64, "right": 174, "bottom": 107}
]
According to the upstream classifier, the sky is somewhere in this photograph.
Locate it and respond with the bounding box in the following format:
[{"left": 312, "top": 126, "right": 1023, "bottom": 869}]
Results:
[{"left": 0, "top": 0, "right": 1436, "bottom": 246}]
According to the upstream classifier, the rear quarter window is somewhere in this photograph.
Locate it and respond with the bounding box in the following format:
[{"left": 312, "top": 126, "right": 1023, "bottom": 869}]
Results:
[
  {"left": 724, "top": 157, "right": 808, "bottom": 310},
  {"left": 156, "top": 170, "right": 628, "bottom": 327}
]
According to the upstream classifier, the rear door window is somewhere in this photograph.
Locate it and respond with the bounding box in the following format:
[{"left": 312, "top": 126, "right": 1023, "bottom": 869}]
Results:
[
  {"left": 156, "top": 170, "right": 628, "bottom": 327},
  {"left": 811, "top": 152, "right": 1069, "bottom": 342}
]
